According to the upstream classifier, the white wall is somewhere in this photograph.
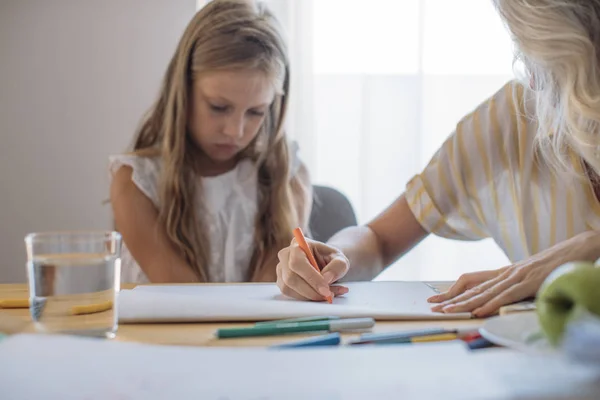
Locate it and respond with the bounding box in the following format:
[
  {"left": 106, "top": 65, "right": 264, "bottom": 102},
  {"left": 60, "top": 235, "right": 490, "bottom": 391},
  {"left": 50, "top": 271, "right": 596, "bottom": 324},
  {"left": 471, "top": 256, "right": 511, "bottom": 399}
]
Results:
[{"left": 0, "top": 0, "right": 196, "bottom": 282}]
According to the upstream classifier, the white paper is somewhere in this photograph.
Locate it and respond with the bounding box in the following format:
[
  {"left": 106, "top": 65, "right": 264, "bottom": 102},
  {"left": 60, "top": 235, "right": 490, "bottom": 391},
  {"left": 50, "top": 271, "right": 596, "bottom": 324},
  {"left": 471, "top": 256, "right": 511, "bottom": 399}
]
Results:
[
  {"left": 1, "top": 334, "right": 599, "bottom": 400},
  {"left": 0, "top": 334, "right": 483, "bottom": 399},
  {"left": 118, "top": 281, "right": 472, "bottom": 323}
]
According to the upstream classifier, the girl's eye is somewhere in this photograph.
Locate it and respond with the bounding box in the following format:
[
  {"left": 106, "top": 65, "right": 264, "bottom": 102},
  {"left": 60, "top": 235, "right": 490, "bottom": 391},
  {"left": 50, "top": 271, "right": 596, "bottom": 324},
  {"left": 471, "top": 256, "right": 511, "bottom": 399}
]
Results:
[
  {"left": 248, "top": 109, "right": 265, "bottom": 117},
  {"left": 210, "top": 104, "right": 228, "bottom": 113}
]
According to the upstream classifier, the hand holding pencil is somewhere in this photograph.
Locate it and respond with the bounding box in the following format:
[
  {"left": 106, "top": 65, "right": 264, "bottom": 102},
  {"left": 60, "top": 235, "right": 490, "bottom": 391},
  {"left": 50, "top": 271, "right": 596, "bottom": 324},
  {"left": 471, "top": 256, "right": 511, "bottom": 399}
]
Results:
[{"left": 276, "top": 228, "right": 349, "bottom": 302}]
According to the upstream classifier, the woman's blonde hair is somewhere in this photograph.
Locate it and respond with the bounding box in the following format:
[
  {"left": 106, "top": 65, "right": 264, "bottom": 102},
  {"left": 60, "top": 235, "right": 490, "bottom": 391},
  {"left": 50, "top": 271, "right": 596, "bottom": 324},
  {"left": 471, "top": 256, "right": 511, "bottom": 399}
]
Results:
[
  {"left": 131, "top": 0, "right": 309, "bottom": 281},
  {"left": 494, "top": 0, "right": 600, "bottom": 178}
]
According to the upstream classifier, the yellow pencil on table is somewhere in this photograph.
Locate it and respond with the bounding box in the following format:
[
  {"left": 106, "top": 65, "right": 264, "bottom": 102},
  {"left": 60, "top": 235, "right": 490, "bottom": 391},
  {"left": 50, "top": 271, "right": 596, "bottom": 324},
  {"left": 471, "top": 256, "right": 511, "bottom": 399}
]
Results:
[
  {"left": 0, "top": 298, "right": 113, "bottom": 315},
  {"left": 70, "top": 300, "right": 113, "bottom": 315},
  {"left": 0, "top": 299, "right": 29, "bottom": 309},
  {"left": 499, "top": 301, "right": 536, "bottom": 316},
  {"left": 410, "top": 333, "right": 458, "bottom": 343}
]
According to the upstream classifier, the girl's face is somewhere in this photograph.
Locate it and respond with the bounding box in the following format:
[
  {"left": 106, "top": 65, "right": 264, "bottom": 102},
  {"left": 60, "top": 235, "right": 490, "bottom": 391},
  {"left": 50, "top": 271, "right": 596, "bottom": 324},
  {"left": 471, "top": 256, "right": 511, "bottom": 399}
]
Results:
[{"left": 188, "top": 69, "right": 275, "bottom": 173}]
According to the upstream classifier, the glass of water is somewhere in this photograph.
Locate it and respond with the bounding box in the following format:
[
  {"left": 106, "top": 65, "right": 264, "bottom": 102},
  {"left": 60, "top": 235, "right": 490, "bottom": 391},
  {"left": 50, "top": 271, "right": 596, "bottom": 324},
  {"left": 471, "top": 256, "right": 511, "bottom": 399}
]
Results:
[{"left": 25, "top": 231, "right": 122, "bottom": 338}]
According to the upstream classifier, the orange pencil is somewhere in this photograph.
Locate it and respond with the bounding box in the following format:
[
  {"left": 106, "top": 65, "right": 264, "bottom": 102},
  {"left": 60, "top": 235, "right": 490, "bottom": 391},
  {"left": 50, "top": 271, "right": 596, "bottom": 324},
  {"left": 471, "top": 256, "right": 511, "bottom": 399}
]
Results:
[{"left": 293, "top": 227, "right": 333, "bottom": 304}]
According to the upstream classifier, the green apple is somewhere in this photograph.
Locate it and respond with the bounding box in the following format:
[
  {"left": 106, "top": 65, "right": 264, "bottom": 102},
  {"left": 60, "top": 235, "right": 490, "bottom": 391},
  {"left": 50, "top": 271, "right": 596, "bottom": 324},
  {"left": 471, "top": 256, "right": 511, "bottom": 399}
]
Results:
[{"left": 535, "top": 260, "right": 600, "bottom": 347}]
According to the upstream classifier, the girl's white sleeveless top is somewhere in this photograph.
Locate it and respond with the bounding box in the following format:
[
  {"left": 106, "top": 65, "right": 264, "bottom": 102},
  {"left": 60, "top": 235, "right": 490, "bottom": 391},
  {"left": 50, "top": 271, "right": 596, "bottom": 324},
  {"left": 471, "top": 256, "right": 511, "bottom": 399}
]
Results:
[{"left": 108, "top": 145, "right": 300, "bottom": 284}]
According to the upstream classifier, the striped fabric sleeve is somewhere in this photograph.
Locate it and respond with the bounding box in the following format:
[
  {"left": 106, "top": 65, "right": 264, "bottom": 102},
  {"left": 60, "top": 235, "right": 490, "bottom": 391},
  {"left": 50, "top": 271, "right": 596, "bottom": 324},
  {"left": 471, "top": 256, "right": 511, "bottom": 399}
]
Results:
[{"left": 405, "top": 80, "right": 526, "bottom": 241}]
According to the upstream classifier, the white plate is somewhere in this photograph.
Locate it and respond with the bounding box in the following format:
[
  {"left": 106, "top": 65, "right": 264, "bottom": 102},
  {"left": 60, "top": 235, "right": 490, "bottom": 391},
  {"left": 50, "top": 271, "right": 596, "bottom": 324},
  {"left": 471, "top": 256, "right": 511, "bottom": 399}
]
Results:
[{"left": 480, "top": 312, "right": 556, "bottom": 355}]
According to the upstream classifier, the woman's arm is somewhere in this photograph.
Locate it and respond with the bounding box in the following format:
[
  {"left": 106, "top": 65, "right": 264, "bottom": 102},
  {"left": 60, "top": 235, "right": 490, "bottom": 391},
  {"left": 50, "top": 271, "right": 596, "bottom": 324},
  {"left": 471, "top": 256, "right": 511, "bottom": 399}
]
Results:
[
  {"left": 110, "top": 166, "right": 201, "bottom": 283},
  {"left": 275, "top": 193, "right": 428, "bottom": 300},
  {"left": 275, "top": 81, "right": 525, "bottom": 301},
  {"left": 328, "top": 194, "right": 428, "bottom": 281},
  {"left": 334, "top": 81, "right": 527, "bottom": 282}
]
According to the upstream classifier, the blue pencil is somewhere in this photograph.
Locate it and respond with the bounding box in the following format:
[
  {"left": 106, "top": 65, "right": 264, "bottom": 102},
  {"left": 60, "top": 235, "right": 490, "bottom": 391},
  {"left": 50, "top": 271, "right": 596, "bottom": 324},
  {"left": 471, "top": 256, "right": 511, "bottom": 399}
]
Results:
[
  {"left": 467, "top": 337, "right": 496, "bottom": 350},
  {"left": 271, "top": 332, "right": 341, "bottom": 348}
]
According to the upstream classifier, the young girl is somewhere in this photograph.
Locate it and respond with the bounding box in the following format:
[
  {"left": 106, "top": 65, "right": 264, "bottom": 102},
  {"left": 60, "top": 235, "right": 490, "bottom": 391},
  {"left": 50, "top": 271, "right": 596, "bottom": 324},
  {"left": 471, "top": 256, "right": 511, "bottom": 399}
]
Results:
[{"left": 109, "top": 0, "right": 312, "bottom": 284}]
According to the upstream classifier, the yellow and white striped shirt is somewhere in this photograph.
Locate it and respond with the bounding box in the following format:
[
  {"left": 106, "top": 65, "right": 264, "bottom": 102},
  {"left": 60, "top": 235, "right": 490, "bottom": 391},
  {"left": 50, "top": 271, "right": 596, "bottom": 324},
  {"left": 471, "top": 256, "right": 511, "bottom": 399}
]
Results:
[{"left": 405, "top": 80, "right": 600, "bottom": 263}]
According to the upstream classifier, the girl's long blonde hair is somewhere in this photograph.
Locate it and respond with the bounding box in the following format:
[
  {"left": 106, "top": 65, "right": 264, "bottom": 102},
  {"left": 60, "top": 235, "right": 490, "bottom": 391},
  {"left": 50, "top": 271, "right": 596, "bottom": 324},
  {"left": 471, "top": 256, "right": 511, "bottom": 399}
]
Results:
[
  {"left": 131, "top": 0, "right": 309, "bottom": 282},
  {"left": 494, "top": 0, "right": 600, "bottom": 178}
]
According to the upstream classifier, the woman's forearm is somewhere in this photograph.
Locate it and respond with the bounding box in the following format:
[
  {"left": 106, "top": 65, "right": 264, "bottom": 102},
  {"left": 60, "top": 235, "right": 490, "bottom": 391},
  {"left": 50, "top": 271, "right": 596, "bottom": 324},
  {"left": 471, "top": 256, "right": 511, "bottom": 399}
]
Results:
[
  {"left": 538, "top": 230, "right": 600, "bottom": 267},
  {"left": 327, "top": 226, "right": 385, "bottom": 281},
  {"left": 328, "top": 194, "right": 429, "bottom": 282}
]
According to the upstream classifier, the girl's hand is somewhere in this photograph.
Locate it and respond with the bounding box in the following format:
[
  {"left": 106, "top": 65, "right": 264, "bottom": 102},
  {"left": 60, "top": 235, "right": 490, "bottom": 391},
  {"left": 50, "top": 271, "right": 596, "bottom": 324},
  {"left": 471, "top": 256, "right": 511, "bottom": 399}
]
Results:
[
  {"left": 276, "top": 238, "right": 350, "bottom": 301},
  {"left": 428, "top": 231, "right": 600, "bottom": 317}
]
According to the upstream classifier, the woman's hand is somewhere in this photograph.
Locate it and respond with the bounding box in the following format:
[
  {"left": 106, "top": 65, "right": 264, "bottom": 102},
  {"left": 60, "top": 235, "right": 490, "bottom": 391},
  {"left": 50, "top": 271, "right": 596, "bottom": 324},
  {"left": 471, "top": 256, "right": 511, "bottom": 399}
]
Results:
[
  {"left": 428, "top": 231, "right": 600, "bottom": 317},
  {"left": 276, "top": 238, "right": 350, "bottom": 301},
  {"left": 427, "top": 268, "right": 507, "bottom": 303}
]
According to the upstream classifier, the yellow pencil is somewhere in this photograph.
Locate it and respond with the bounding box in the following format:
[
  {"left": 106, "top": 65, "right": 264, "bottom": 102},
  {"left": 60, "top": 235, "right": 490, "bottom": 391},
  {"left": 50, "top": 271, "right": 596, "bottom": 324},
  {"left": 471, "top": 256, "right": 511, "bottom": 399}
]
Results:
[
  {"left": 410, "top": 333, "right": 458, "bottom": 343},
  {"left": 70, "top": 300, "right": 113, "bottom": 315},
  {"left": 0, "top": 298, "right": 113, "bottom": 315},
  {"left": 0, "top": 299, "right": 29, "bottom": 309}
]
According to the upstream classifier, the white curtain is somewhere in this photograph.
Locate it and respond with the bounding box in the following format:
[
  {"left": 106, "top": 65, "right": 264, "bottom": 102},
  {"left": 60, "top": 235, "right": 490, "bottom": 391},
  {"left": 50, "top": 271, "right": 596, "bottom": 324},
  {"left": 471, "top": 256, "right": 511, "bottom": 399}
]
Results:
[{"left": 200, "top": 0, "right": 516, "bottom": 281}]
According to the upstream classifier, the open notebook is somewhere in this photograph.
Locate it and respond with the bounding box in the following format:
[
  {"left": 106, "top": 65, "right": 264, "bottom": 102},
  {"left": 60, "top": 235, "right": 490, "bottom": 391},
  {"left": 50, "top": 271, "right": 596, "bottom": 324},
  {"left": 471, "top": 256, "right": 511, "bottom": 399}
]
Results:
[{"left": 117, "top": 281, "right": 472, "bottom": 323}]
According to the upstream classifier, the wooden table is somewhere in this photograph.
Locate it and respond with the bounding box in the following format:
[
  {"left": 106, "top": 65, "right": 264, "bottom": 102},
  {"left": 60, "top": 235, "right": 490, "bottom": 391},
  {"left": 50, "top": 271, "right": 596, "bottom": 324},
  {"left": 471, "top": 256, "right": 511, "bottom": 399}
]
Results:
[{"left": 0, "top": 282, "right": 485, "bottom": 347}]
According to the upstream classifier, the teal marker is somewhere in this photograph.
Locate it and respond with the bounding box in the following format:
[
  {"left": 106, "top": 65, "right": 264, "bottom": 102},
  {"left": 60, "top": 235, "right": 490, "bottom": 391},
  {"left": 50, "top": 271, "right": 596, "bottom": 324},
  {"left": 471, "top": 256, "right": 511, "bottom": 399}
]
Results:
[{"left": 216, "top": 317, "right": 375, "bottom": 339}]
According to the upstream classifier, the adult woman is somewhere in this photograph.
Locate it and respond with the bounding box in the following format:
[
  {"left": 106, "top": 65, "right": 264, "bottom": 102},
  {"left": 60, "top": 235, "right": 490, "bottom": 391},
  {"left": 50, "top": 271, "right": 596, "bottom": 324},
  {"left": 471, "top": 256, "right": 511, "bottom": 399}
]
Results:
[{"left": 276, "top": 0, "right": 600, "bottom": 316}]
